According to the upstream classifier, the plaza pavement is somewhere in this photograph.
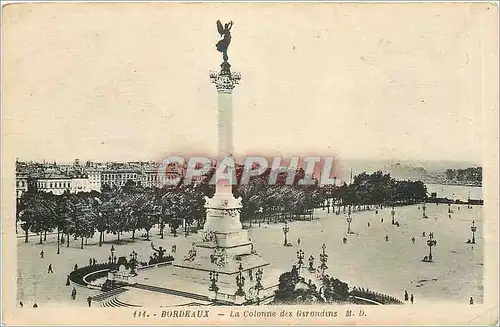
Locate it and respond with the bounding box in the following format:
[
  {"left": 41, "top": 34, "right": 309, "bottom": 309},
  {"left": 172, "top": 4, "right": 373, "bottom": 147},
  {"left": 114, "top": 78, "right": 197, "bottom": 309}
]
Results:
[{"left": 16, "top": 203, "right": 483, "bottom": 307}]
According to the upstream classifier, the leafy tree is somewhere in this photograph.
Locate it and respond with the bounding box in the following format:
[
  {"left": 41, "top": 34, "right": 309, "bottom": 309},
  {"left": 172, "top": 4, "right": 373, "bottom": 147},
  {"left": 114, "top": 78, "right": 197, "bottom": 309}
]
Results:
[
  {"left": 136, "top": 189, "right": 161, "bottom": 241},
  {"left": 17, "top": 191, "right": 55, "bottom": 244},
  {"left": 274, "top": 268, "right": 300, "bottom": 303},
  {"left": 71, "top": 194, "right": 98, "bottom": 249},
  {"left": 322, "top": 277, "right": 350, "bottom": 302}
]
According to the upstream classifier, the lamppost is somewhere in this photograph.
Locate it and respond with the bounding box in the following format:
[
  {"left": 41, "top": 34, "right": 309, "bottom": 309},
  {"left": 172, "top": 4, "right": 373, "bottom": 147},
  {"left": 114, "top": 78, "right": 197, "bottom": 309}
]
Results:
[
  {"left": 319, "top": 243, "right": 328, "bottom": 276},
  {"left": 98, "top": 211, "right": 104, "bottom": 247},
  {"left": 209, "top": 270, "right": 219, "bottom": 301},
  {"left": 422, "top": 201, "right": 427, "bottom": 219},
  {"left": 159, "top": 215, "right": 165, "bottom": 239},
  {"left": 282, "top": 221, "right": 290, "bottom": 246},
  {"left": 391, "top": 206, "right": 395, "bottom": 225},
  {"left": 425, "top": 233, "right": 437, "bottom": 262},
  {"left": 308, "top": 255, "right": 315, "bottom": 272},
  {"left": 235, "top": 263, "right": 245, "bottom": 297},
  {"left": 109, "top": 245, "right": 116, "bottom": 264},
  {"left": 254, "top": 268, "right": 264, "bottom": 305},
  {"left": 470, "top": 220, "right": 477, "bottom": 244},
  {"left": 129, "top": 250, "right": 138, "bottom": 275},
  {"left": 346, "top": 206, "right": 353, "bottom": 234},
  {"left": 150, "top": 206, "right": 162, "bottom": 239},
  {"left": 296, "top": 249, "right": 304, "bottom": 270},
  {"left": 57, "top": 222, "right": 61, "bottom": 255}
]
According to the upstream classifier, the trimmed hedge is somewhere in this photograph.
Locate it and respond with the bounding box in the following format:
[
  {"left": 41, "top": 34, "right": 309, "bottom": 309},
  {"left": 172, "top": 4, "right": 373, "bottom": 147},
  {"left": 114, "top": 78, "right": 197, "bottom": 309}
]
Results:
[
  {"left": 350, "top": 287, "right": 404, "bottom": 305},
  {"left": 69, "top": 263, "right": 114, "bottom": 287}
]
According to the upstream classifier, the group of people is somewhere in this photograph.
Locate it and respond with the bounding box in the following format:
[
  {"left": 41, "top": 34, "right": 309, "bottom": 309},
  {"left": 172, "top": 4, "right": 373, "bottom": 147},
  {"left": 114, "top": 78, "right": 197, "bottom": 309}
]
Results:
[
  {"left": 404, "top": 290, "right": 415, "bottom": 304},
  {"left": 88, "top": 258, "right": 97, "bottom": 266},
  {"left": 70, "top": 287, "right": 92, "bottom": 305},
  {"left": 19, "top": 301, "right": 37, "bottom": 308},
  {"left": 405, "top": 291, "right": 474, "bottom": 305}
]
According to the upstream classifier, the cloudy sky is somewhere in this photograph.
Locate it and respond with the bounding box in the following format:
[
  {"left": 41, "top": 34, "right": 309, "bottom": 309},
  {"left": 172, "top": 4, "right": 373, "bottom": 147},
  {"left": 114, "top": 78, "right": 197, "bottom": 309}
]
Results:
[{"left": 3, "top": 3, "right": 488, "bottom": 165}]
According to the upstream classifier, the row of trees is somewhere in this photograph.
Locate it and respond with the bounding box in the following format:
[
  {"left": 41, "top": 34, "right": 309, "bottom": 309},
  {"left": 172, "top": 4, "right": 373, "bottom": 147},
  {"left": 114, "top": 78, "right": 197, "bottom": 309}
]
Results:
[
  {"left": 17, "top": 181, "right": 206, "bottom": 247},
  {"left": 445, "top": 167, "right": 482, "bottom": 183},
  {"left": 17, "top": 170, "right": 427, "bottom": 248},
  {"left": 339, "top": 171, "right": 427, "bottom": 206}
]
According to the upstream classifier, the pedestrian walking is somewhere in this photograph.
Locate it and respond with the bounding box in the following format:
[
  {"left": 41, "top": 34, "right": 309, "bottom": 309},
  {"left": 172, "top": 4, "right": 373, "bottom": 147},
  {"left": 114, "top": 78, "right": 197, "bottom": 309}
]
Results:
[
  {"left": 410, "top": 294, "right": 414, "bottom": 304},
  {"left": 404, "top": 290, "right": 409, "bottom": 301},
  {"left": 381, "top": 218, "right": 384, "bottom": 223},
  {"left": 89, "top": 258, "right": 92, "bottom": 266},
  {"left": 412, "top": 237, "right": 416, "bottom": 244},
  {"left": 367, "top": 222, "right": 370, "bottom": 227},
  {"left": 47, "top": 264, "right": 53, "bottom": 274},
  {"left": 172, "top": 244, "right": 177, "bottom": 253},
  {"left": 297, "top": 238, "right": 301, "bottom": 246},
  {"left": 66, "top": 275, "right": 70, "bottom": 286},
  {"left": 469, "top": 297, "right": 474, "bottom": 305},
  {"left": 33, "top": 303, "right": 38, "bottom": 308},
  {"left": 74, "top": 264, "right": 78, "bottom": 271},
  {"left": 87, "top": 296, "right": 92, "bottom": 307},
  {"left": 422, "top": 231, "right": 426, "bottom": 237},
  {"left": 40, "top": 250, "right": 44, "bottom": 259},
  {"left": 385, "top": 234, "right": 389, "bottom": 242},
  {"left": 19, "top": 301, "right": 23, "bottom": 308},
  {"left": 71, "top": 287, "right": 77, "bottom": 300},
  {"left": 92, "top": 258, "right": 96, "bottom": 266}
]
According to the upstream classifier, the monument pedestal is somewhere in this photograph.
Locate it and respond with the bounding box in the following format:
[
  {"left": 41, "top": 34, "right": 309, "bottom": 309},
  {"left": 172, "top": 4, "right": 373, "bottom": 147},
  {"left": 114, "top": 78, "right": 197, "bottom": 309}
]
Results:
[{"left": 172, "top": 188, "right": 278, "bottom": 304}]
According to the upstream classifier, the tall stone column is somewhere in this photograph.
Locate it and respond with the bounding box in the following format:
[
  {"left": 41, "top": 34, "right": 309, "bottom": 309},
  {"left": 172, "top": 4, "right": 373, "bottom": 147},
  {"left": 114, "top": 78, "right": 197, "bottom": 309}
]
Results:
[
  {"left": 210, "top": 61, "right": 241, "bottom": 195},
  {"left": 203, "top": 61, "right": 243, "bottom": 232}
]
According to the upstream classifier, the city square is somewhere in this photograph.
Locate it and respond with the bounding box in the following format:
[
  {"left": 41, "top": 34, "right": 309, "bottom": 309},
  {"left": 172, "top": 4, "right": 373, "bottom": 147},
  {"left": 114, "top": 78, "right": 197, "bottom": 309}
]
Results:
[{"left": 17, "top": 198, "right": 483, "bottom": 307}]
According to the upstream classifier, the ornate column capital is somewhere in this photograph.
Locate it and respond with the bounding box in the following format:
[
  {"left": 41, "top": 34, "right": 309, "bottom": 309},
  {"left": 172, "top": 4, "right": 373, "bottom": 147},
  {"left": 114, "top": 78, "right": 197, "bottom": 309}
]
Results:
[{"left": 210, "top": 62, "right": 241, "bottom": 93}]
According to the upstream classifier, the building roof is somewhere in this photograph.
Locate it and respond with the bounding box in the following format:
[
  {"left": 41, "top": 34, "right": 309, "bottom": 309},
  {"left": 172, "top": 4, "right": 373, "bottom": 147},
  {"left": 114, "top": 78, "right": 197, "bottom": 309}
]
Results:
[{"left": 38, "top": 172, "right": 72, "bottom": 180}]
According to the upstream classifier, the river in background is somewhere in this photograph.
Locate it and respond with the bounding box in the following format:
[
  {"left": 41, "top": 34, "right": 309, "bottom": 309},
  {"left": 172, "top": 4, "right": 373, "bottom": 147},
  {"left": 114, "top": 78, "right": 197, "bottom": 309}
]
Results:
[{"left": 425, "top": 183, "right": 483, "bottom": 201}]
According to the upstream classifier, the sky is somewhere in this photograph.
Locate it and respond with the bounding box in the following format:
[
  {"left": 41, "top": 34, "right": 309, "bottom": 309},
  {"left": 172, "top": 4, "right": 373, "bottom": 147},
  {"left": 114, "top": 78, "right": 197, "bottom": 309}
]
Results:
[{"left": 2, "top": 3, "right": 488, "bottom": 165}]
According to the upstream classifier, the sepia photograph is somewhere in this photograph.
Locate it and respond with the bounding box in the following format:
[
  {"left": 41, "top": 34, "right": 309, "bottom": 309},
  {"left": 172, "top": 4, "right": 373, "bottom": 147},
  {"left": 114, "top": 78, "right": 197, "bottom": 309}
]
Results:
[{"left": 1, "top": 2, "right": 499, "bottom": 325}]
